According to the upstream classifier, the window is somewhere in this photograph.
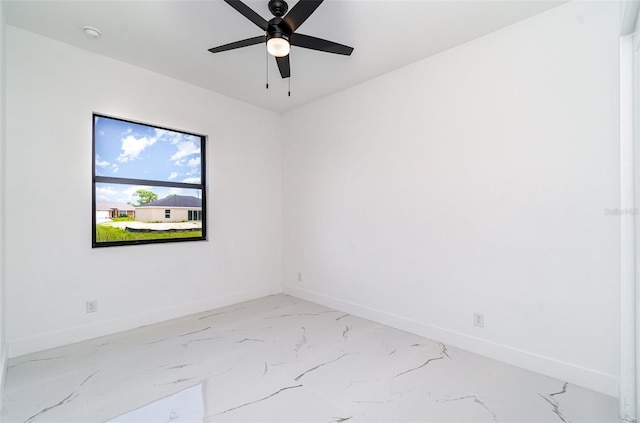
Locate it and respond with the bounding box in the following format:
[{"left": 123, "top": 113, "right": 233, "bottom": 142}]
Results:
[
  {"left": 188, "top": 210, "right": 202, "bottom": 221},
  {"left": 92, "top": 114, "right": 207, "bottom": 247}
]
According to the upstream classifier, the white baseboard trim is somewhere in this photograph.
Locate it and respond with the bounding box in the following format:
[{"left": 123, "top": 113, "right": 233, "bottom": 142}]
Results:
[
  {"left": 284, "top": 285, "right": 619, "bottom": 398},
  {"left": 8, "top": 286, "right": 281, "bottom": 358}
]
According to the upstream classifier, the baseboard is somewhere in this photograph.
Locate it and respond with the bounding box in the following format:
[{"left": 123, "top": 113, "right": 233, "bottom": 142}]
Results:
[
  {"left": 284, "top": 285, "right": 619, "bottom": 398},
  {"left": 8, "top": 286, "right": 281, "bottom": 358}
]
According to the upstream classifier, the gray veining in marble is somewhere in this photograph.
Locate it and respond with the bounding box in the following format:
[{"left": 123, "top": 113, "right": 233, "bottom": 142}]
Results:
[{"left": 2, "top": 294, "right": 619, "bottom": 422}]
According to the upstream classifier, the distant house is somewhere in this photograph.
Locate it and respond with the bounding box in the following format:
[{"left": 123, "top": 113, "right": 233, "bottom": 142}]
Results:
[
  {"left": 95, "top": 202, "right": 136, "bottom": 220},
  {"left": 135, "top": 195, "right": 202, "bottom": 223}
]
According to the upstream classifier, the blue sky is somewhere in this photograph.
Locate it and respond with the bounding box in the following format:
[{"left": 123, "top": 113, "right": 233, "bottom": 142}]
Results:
[{"left": 94, "top": 115, "right": 203, "bottom": 204}]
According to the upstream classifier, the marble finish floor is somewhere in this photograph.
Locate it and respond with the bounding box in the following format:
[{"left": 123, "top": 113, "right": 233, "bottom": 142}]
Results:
[{"left": 2, "top": 294, "right": 619, "bottom": 422}]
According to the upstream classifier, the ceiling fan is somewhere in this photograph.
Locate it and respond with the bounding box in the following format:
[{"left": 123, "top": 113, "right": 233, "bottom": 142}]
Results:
[{"left": 209, "top": 0, "right": 354, "bottom": 82}]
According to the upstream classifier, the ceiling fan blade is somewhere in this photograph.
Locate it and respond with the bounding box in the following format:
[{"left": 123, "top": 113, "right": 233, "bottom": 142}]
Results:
[
  {"left": 282, "top": 0, "right": 323, "bottom": 33},
  {"left": 290, "top": 33, "right": 354, "bottom": 55},
  {"left": 276, "top": 56, "right": 291, "bottom": 78},
  {"left": 208, "top": 36, "right": 266, "bottom": 54},
  {"left": 223, "top": 0, "right": 269, "bottom": 31}
]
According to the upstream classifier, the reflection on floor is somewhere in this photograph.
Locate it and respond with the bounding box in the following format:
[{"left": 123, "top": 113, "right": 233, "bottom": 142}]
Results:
[{"left": 3, "top": 294, "right": 619, "bottom": 422}]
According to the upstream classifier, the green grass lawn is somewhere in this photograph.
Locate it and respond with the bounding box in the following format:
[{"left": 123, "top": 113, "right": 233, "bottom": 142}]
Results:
[
  {"left": 96, "top": 224, "right": 202, "bottom": 242},
  {"left": 110, "top": 217, "right": 135, "bottom": 222}
]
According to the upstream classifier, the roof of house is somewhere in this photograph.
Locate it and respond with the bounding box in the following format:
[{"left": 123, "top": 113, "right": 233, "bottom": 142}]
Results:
[
  {"left": 136, "top": 195, "right": 202, "bottom": 208},
  {"left": 96, "top": 202, "right": 135, "bottom": 211}
]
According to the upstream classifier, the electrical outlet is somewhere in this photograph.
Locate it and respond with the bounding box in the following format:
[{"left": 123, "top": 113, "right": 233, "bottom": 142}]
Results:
[
  {"left": 297, "top": 272, "right": 303, "bottom": 282},
  {"left": 86, "top": 300, "right": 97, "bottom": 313},
  {"left": 473, "top": 312, "right": 484, "bottom": 328}
]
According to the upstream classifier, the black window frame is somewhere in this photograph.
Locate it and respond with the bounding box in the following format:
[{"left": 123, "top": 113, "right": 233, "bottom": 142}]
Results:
[{"left": 92, "top": 113, "right": 207, "bottom": 248}]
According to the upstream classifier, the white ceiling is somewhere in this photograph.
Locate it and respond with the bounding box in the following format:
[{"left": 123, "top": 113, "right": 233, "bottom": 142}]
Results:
[{"left": 4, "top": 0, "right": 565, "bottom": 113}]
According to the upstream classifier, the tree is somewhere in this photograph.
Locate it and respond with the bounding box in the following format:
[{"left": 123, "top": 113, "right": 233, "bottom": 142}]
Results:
[{"left": 132, "top": 189, "right": 158, "bottom": 206}]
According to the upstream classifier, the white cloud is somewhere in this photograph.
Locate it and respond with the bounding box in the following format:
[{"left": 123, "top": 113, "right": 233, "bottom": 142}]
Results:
[
  {"left": 117, "top": 135, "right": 157, "bottom": 163},
  {"left": 155, "top": 128, "right": 187, "bottom": 146},
  {"left": 187, "top": 157, "right": 201, "bottom": 168},
  {"left": 168, "top": 172, "right": 179, "bottom": 180},
  {"left": 182, "top": 177, "right": 200, "bottom": 184},
  {"left": 169, "top": 187, "right": 183, "bottom": 195},
  {"left": 96, "top": 186, "right": 118, "bottom": 201},
  {"left": 95, "top": 155, "right": 110, "bottom": 168},
  {"left": 154, "top": 128, "right": 169, "bottom": 139},
  {"left": 123, "top": 185, "right": 152, "bottom": 198},
  {"left": 171, "top": 140, "right": 200, "bottom": 163},
  {"left": 111, "top": 164, "right": 119, "bottom": 173}
]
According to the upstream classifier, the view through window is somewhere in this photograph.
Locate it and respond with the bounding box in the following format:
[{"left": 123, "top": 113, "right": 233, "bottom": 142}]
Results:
[{"left": 92, "top": 114, "right": 207, "bottom": 247}]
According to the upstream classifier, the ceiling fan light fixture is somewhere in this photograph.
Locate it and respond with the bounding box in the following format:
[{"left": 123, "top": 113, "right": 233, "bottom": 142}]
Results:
[{"left": 267, "top": 36, "right": 290, "bottom": 57}]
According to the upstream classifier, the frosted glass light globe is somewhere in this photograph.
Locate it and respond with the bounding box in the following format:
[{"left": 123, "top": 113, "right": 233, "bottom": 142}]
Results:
[{"left": 267, "top": 37, "right": 290, "bottom": 57}]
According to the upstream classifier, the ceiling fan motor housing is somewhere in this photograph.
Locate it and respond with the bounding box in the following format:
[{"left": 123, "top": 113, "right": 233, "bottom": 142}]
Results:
[{"left": 267, "top": 18, "right": 292, "bottom": 40}]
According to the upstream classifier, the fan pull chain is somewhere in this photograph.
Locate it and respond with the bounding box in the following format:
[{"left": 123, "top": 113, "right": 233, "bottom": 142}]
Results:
[
  {"left": 265, "top": 50, "right": 269, "bottom": 90},
  {"left": 288, "top": 76, "right": 291, "bottom": 97}
]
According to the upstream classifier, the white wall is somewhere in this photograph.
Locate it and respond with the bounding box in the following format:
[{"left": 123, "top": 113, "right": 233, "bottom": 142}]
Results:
[
  {"left": 619, "top": 3, "right": 639, "bottom": 416},
  {"left": 283, "top": 1, "right": 621, "bottom": 397},
  {"left": 0, "top": 0, "right": 8, "bottom": 395},
  {"left": 5, "top": 27, "right": 282, "bottom": 357}
]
